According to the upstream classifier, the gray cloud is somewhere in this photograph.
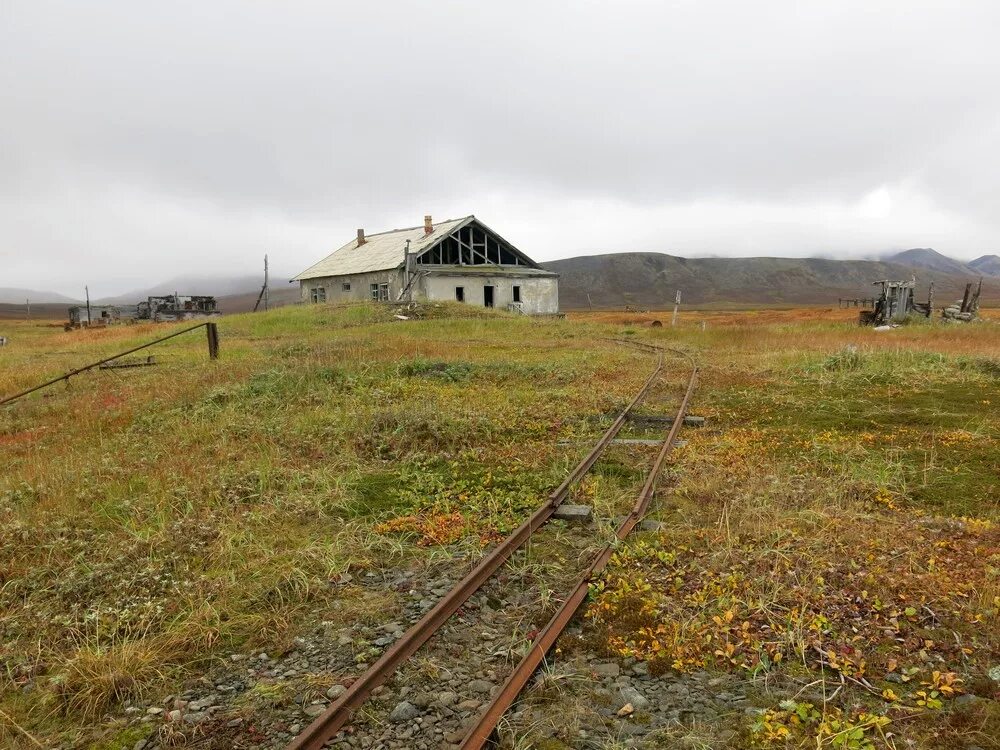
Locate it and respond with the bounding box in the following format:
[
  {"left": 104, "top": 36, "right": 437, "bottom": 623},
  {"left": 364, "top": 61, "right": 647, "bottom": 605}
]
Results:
[{"left": 2, "top": 0, "right": 999, "bottom": 297}]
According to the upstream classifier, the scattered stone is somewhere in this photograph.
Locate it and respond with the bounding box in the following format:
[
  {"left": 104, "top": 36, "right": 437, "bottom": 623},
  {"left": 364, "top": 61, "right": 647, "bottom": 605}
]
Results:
[
  {"left": 467, "top": 679, "right": 494, "bottom": 695},
  {"left": 188, "top": 695, "right": 218, "bottom": 712},
  {"left": 436, "top": 691, "right": 458, "bottom": 706},
  {"left": 167, "top": 709, "right": 182, "bottom": 722},
  {"left": 617, "top": 703, "right": 634, "bottom": 717},
  {"left": 619, "top": 685, "right": 650, "bottom": 710},
  {"left": 988, "top": 665, "right": 1000, "bottom": 683},
  {"left": 146, "top": 706, "right": 164, "bottom": 715},
  {"left": 552, "top": 504, "right": 593, "bottom": 523},
  {"left": 592, "top": 662, "right": 620, "bottom": 678},
  {"left": 326, "top": 684, "right": 346, "bottom": 700},
  {"left": 388, "top": 701, "right": 420, "bottom": 723},
  {"left": 303, "top": 704, "right": 326, "bottom": 717}
]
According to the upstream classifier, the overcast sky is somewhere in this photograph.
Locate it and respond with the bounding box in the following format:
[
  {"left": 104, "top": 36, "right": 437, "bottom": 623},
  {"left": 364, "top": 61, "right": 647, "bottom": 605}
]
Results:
[{"left": 3, "top": 0, "right": 999, "bottom": 297}]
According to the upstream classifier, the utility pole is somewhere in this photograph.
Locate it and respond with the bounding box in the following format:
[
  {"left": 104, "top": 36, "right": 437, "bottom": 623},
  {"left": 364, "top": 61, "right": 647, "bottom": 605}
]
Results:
[
  {"left": 85, "top": 285, "right": 92, "bottom": 325},
  {"left": 25, "top": 298, "right": 30, "bottom": 321},
  {"left": 253, "top": 254, "right": 270, "bottom": 312},
  {"left": 671, "top": 290, "right": 681, "bottom": 327}
]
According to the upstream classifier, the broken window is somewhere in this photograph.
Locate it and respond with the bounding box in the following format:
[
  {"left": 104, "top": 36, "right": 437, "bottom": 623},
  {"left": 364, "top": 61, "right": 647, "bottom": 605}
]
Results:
[
  {"left": 512, "top": 285, "right": 521, "bottom": 303},
  {"left": 370, "top": 283, "right": 379, "bottom": 300},
  {"left": 311, "top": 287, "right": 327, "bottom": 303},
  {"left": 484, "top": 285, "right": 494, "bottom": 308},
  {"left": 379, "top": 283, "right": 389, "bottom": 301},
  {"left": 342, "top": 282, "right": 351, "bottom": 291},
  {"left": 455, "top": 286, "right": 465, "bottom": 302}
]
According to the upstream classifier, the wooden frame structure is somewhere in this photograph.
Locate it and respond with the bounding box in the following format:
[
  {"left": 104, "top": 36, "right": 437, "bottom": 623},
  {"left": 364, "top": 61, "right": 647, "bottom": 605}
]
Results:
[{"left": 415, "top": 222, "right": 535, "bottom": 267}]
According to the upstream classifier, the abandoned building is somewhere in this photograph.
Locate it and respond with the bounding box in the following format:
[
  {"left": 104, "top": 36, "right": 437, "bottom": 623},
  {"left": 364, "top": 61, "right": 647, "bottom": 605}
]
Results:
[
  {"left": 293, "top": 215, "right": 559, "bottom": 314},
  {"left": 138, "top": 295, "right": 220, "bottom": 322},
  {"left": 67, "top": 304, "right": 138, "bottom": 328}
]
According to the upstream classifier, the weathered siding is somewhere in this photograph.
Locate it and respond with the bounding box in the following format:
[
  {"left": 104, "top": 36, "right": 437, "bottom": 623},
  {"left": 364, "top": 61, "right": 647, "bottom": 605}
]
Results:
[
  {"left": 300, "top": 270, "right": 404, "bottom": 304},
  {"left": 300, "top": 268, "right": 559, "bottom": 314}
]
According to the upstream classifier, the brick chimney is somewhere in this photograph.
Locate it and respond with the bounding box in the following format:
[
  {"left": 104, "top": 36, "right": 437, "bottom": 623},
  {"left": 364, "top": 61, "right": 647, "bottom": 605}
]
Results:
[
  {"left": 357, "top": 228, "right": 366, "bottom": 246},
  {"left": 424, "top": 215, "right": 433, "bottom": 235}
]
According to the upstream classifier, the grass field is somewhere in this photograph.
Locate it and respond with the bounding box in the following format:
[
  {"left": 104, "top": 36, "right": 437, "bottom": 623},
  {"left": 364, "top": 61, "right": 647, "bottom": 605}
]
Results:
[{"left": 1, "top": 304, "right": 997, "bottom": 749}]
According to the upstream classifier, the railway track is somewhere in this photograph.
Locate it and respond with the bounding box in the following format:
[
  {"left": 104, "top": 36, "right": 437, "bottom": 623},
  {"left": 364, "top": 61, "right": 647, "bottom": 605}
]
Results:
[{"left": 287, "top": 342, "right": 697, "bottom": 750}]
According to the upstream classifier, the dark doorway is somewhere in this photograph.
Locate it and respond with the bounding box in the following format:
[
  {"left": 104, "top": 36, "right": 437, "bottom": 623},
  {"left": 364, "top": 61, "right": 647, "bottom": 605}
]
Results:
[
  {"left": 483, "top": 285, "right": 494, "bottom": 308},
  {"left": 512, "top": 285, "right": 521, "bottom": 303},
  {"left": 455, "top": 286, "right": 465, "bottom": 302}
]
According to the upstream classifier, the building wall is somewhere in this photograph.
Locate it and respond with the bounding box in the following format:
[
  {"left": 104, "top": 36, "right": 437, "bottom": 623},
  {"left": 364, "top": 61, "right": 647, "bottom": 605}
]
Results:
[
  {"left": 300, "top": 268, "right": 559, "bottom": 314},
  {"left": 299, "top": 270, "right": 404, "bottom": 304},
  {"left": 420, "top": 273, "right": 559, "bottom": 314}
]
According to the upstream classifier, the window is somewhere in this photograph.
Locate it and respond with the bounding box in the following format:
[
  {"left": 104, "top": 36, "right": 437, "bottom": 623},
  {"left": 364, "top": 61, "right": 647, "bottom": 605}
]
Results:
[
  {"left": 483, "top": 285, "right": 494, "bottom": 308},
  {"left": 455, "top": 286, "right": 465, "bottom": 302},
  {"left": 342, "top": 282, "right": 351, "bottom": 291},
  {"left": 310, "top": 286, "right": 327, "bottom": 303},
  {"left": 370, "top": 282, "right": 390, "bottom": 302},
  {"left": 370, "top": 283, "right": 379, "bottom": 300},
  {"left": 512, "top": 285, "right": 521, "bottom": 303}
]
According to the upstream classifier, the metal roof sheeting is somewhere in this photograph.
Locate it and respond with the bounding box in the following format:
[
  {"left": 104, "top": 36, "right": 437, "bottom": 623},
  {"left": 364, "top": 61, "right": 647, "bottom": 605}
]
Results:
[{"left": 293, "top": 216, "right": 473, "bottom": 280}]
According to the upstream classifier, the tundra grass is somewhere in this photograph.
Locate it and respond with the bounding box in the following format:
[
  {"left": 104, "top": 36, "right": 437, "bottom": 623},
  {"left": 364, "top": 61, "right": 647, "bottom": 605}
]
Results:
[
  {"left": 0, "top": 303, "right": 657, "bottom": 747},
  {"left": 1, "top": 305, "right": 998, "bottom": 748},
  {"left": 578, "top": 319, "right": 1000, "bottom": 750}
]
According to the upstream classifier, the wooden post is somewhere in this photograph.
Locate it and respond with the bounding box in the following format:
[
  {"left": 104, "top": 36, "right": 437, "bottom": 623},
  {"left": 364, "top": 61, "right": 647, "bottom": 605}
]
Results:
[
  {"left": 927, "top": 282, "right": 934, "bottom": 318},
  {"left": 206, "top": 322, "right": 219, "bottom": 360},
  {"left": 960, "top": 282, "right": 973, "bottom": 313},
  {"left": 671, "top": 290, "right": 681, "bottom": 327}
]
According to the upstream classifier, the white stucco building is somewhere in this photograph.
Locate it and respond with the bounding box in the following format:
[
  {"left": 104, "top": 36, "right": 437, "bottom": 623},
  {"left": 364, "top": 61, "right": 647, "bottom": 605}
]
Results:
[{"left": 292, "top": 215, "right": 559, "bottom": 314}]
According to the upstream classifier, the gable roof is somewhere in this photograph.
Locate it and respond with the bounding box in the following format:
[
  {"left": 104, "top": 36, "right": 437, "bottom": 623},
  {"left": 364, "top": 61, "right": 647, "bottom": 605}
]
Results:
[
  {"left": 293, "top": 215, "right": 550, "bottom": 281},
  {"left": 293, "top": 216, "right": 473, "bottom": 280}
]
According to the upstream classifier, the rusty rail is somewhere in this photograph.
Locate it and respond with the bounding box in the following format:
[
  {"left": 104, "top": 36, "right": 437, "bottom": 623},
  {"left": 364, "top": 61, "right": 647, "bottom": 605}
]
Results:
[
  {"left": 458, "top": 348, "right": 697, "bottom": 749},
  {"left": 0, "top": 322, "right": 219, "bottom": 407},
  {"left": 286, "top": 351, "right": 665, "bottom": 750}
]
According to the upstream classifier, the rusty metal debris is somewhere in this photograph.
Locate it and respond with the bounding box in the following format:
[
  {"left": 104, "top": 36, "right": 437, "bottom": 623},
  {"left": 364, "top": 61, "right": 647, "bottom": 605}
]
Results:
[
  {"left": 0, "top": 322, "right": 219, "bottom": 408},
  {"left": 98, "top": 355, "right": 159, "bottom": 370}
]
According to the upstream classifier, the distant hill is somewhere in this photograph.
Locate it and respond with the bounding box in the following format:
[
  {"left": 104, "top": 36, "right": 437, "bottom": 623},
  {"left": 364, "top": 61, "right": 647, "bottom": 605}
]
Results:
[
  {"left": 214, "top": 285, "right": 300, "bottom": 313},
  {"left": 969, "top": 254, "right": 1000, "bottom": 276},
  {"left": 543, "top": 253, "right": 998, "bottom": 309},
  {"left": 0, "top": 287, "right": 79, "bottom": 304},
  {"left": 96, "top": 273, "right": 297, "bottom": 305},
  {"left": 886, "top": 248, "right": 974, "bottom": 276}
]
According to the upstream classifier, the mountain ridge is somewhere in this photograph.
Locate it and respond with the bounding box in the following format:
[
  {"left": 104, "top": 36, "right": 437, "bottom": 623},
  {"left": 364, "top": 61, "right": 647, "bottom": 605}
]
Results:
[{"left": 543, "top": 252, "right": 997, "bottom": 309}]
